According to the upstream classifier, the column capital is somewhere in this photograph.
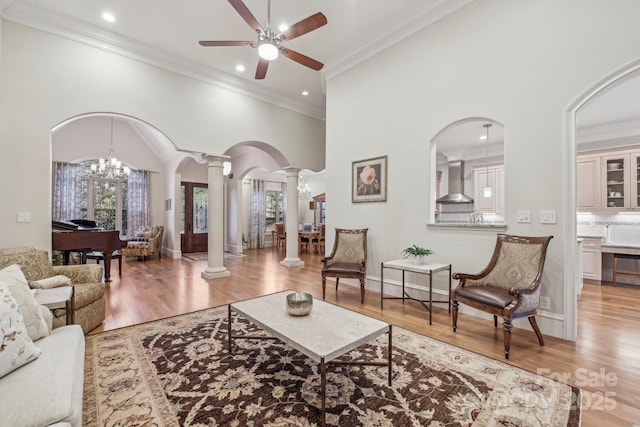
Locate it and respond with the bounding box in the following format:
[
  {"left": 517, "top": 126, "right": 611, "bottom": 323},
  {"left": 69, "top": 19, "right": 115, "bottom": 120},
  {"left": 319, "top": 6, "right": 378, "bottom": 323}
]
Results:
[
  {"left": 203, "top": 154, "right": 231, "bottom": 166},
  {"left": 283, "top": 167, "right": 301, "bottom": 177}
]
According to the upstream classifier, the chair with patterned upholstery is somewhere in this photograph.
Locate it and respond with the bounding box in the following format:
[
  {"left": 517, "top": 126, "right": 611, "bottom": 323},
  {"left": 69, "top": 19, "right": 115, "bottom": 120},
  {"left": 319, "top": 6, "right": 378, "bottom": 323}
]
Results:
[
  {"left": 121, "top": 225, "right": 164, "bottom": 261},
  {"left": 321, "top": 228, "right": 368, "bottom": 303},
  {"left": 451, "top": 233, "right": 553, "bottom": 359}
]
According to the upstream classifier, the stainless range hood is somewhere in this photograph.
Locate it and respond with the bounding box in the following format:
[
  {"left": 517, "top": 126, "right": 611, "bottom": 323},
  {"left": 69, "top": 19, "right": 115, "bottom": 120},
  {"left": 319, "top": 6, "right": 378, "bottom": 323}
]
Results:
[{"left": 436, "top": 160, "right": 474, "bottom": 204}]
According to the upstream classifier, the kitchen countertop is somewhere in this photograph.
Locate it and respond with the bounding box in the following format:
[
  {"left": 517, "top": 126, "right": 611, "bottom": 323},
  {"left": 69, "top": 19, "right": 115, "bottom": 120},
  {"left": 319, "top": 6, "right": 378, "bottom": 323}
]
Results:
[
  {"left": 427, "top": 223, "right": 508, "bottom": 231},
  {"left": 602, "top": 242, "right": 640, "bottom": 250}
]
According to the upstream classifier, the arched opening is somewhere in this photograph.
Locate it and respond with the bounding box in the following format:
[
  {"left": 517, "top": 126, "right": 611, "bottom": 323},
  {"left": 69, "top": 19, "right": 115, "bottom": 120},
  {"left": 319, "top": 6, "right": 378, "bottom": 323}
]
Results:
[
  {"left": 566, "top": 59, "right": 640, "bottom": 341},
  {"left": 429, "top": 118, "right": 505, "bottom": 226}
]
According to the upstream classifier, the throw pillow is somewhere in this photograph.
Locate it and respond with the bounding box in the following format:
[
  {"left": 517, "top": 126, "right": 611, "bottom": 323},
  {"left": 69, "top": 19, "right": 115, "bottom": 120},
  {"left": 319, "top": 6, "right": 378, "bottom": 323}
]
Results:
[
  {"left": 0, "top": 265, "right": 50, "bottom": 341},
  {"left": 0, "top": 286, "right": 41, "bottom": 378},
  {"left": 31, "top": 274, "right": 72, "bottom": 289}
]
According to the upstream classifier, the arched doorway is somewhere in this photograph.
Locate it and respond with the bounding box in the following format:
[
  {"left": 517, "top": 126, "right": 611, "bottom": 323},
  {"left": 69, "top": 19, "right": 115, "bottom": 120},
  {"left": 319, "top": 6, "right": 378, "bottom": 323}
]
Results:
[{"left": 565, "top": 59, "right": 640, "bottom": 341}]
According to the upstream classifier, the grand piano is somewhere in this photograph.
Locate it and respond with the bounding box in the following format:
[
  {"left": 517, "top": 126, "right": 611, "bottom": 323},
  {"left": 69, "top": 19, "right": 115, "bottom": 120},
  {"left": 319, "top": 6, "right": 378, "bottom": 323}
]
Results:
[{"left": 52, "top": 220, "right": 125, "bottom": 281}]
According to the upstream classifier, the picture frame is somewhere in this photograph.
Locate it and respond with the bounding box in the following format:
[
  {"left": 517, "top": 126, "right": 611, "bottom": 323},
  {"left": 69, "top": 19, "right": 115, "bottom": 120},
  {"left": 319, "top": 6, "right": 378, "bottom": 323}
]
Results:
[{"left": 352, "top": 155, "right": 387, "bottom": 203}]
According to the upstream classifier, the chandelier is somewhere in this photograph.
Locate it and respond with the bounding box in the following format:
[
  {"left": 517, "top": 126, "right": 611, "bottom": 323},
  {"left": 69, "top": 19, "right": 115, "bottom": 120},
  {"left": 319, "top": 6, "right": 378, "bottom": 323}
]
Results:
[
  {"left": 298, "top": 177, "right": 311, "bottom": 200},
  {"left": 91, "top": 117, "right": 130, "bottom": 178}
]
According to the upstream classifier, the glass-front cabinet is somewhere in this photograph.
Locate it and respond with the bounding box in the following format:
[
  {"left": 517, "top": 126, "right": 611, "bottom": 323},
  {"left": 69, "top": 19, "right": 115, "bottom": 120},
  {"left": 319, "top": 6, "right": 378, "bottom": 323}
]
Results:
[
  {"left": 312, "top": 193, "right": 326, "bottom": 227},
  {"left": 601, "top": 151, "right": 640, "bottom": 211}
]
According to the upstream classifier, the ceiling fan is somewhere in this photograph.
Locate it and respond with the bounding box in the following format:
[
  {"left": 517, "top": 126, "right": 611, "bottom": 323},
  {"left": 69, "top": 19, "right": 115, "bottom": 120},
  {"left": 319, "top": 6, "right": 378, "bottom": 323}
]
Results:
[{"left": 199, "top": 0, "right": 327, "bottom": 79}]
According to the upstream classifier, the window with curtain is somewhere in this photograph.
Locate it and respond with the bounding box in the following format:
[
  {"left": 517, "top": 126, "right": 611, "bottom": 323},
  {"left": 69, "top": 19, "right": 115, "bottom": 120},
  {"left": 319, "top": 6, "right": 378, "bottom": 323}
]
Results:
[
  {"left": 52, "top": 160, "right": 150, "bottom": 236},
  {"left": 265, "top": 190, "right": 285, "bottom": 228}
]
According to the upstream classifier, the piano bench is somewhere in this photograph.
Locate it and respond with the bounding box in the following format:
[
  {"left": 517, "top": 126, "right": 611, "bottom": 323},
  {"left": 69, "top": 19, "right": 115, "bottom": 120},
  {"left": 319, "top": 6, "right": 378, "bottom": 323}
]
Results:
[{"left": 86, "top": 251, "right": 122, "bottom": 279}]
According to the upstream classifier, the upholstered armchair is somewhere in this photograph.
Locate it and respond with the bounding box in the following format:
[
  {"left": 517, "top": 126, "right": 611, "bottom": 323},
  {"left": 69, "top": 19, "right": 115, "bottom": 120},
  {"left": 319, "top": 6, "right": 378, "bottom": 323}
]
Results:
[
  {"left": 322, "top": 228, "right": 368, "bottom": 303},
  {"left": 451, "top": 234, "right": 553, "bottom": 359},
  {"left": 0, "top": 246, "right": 105, "bottom": 333},
  {"left": 121, "top": 225, "right": 164, "bottom": 260}
]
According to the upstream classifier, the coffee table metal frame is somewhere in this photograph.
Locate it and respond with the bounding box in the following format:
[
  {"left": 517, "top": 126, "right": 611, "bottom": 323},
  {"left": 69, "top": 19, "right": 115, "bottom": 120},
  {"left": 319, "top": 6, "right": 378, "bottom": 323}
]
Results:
[
  {"left": 228, "top": 291, "right": 392, "bottom": 426},
  {"left": 380, "top": 259, "right": 452, "bottom": 325}
]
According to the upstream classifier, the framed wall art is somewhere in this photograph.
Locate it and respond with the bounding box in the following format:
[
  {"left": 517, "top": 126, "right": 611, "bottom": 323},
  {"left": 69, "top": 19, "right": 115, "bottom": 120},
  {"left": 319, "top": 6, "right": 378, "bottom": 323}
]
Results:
[{"left": 352, "top": 155, "right": 387, "bottom": 203}]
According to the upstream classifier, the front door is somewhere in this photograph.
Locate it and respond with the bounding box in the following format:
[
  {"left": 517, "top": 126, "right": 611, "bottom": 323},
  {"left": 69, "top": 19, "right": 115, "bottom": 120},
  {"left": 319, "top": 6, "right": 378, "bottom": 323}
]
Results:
[{"left": 181, "top": 182, "right": 208, "bottom": 253}]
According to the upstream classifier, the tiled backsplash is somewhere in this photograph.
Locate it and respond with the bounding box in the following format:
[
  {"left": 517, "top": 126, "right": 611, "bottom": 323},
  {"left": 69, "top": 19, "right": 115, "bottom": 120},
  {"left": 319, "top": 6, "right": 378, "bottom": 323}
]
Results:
[{"left": 577, "top": 213, "right": 640, "bottom": 245}]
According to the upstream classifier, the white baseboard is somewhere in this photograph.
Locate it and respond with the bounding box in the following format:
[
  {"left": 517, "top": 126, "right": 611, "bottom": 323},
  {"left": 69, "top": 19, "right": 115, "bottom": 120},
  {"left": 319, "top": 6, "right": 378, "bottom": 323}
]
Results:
[{"left": 352, "top": 274, "right": 567, "bottom": 340}]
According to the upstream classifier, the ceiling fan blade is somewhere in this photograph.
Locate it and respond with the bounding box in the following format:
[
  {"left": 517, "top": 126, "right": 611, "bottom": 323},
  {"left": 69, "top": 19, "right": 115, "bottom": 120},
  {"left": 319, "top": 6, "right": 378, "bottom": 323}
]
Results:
[
  {"left": 228, "top": 0, "right": 262, "bottom": 32},
  {"left": 282, "top": 48, "right": 324, "bottom": 71},
  {"left": 255, "top": 58, "right": 269, "bottom": 79},
  {"left": 199, "top": 41, "right": 253, "bottom": 47},
  {"left": 281, "top": 12, "right": 327, "bottom": 41}
]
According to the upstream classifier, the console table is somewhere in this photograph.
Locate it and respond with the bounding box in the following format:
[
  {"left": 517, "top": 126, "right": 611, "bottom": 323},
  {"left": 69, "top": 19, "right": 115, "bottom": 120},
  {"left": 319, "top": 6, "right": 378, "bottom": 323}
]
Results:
[{"left": 380, "top": 259, "right": 451, "bottom": 325}]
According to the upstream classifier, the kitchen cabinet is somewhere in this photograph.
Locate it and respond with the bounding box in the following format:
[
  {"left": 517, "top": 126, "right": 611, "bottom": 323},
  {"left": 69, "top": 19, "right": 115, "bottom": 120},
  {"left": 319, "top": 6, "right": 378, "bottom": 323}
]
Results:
[
  {"left": 601, "top": 151, "right": 640, "bottom": 211},
  {"left": 581, "top": 237, "right": 602, "bottom": 283},
  {"left": 577, "top": 154, "right": 601, "bottom": 211},
  {"left": 473, "top": 164, "right": 504, "bottom": 214}
]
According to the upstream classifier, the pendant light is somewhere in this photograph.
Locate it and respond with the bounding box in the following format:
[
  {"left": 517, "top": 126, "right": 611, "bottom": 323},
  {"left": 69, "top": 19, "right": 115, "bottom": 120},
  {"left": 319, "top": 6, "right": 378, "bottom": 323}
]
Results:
[{"left": 483, "top": 123, "right": 492, "bottom": 198}]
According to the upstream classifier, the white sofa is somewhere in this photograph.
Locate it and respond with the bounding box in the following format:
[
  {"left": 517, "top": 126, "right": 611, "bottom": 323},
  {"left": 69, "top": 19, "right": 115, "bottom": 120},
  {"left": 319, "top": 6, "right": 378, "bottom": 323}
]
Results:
[{"left": 0, "top": 324, "right": 85, "bottom": 426}]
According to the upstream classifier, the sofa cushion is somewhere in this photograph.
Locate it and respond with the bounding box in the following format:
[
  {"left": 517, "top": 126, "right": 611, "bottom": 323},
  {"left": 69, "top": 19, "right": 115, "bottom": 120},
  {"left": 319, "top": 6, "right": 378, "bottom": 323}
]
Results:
[
  {"left": 32, "top": 274, "right": 72, "bottom": 289},
  {"left": 0, "top": 264, "right": 50, "bottom": 340},
  {"left": 0, "top": 286, "right": 41, "bottom": 378},
  {"left": 0, "top": 325, "right": 85, "bottom": 427}
]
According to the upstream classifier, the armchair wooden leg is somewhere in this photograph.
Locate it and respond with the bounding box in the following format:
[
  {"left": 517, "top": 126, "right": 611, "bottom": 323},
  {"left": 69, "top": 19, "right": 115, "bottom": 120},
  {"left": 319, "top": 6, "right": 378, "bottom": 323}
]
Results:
[
  {"left": 452, "top": 300, "right": 459, "bottom": 332},
  {"left": 335, "top": 278, "right": 340, "bottom": 291},
  {"left": 359, "top": 278, "right": 365, "bottom": 304},
  {"left": 502, "top": 319, "right": 512, "bottom": 359},
  {"left": 493, "top": 315, "right": 498, "bottom": 328},
  {"left": 322, "top": 276, "right": 327, "bottom": 300},
  {"left": 528, "top": 316, "right": 545, "bottom": 346}
]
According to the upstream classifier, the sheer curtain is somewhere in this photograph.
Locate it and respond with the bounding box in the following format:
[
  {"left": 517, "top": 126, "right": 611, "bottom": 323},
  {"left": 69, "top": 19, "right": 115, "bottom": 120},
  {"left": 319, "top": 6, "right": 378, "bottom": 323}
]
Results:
[
  {"left": 127, "top": 170, "right": 151, "bottom": 236},
  {"left": 249, "top": 179, "right": 266, "bottom": 249},
  {"left": 51, "top": 162, "right": 83, "bottom": 221}
]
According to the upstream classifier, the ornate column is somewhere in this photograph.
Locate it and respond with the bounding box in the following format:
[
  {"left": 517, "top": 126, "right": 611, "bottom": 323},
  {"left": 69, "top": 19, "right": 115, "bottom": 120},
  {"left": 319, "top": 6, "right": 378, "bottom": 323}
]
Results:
[
  {"left": 281, "top": 167, "right": 304, "bottom": 267},
  {"left": 202, "top": 155, "right": 231, "bottom": 279}
]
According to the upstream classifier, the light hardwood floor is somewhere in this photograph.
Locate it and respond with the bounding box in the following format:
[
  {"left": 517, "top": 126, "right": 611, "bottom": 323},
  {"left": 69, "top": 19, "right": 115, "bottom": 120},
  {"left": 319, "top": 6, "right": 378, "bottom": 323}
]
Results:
[{"left": 90, "top": 248, "right": 640, "bottom": 426}]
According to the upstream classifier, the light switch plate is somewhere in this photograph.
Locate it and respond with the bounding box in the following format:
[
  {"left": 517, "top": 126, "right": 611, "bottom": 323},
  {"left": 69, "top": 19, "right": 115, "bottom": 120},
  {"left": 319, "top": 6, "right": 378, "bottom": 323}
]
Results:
[
  {"left": 17, "top": 212, "right": 31, "bottom": 223},
  {"left": 541, "top": 210, "right": 557, "bottom": 224},
  {"left": 516, "top": 210, "right": 531, "bottom": 223}
]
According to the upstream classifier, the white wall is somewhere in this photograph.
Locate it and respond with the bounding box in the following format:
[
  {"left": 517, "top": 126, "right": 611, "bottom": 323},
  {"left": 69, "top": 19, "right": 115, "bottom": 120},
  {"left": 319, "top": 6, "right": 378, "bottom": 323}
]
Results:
[
  {"left": 0, "top": 20, "right": 325, "bottom": 249},
  {"left": 325, "top": 0, "right": 640, "bottom": 338}
]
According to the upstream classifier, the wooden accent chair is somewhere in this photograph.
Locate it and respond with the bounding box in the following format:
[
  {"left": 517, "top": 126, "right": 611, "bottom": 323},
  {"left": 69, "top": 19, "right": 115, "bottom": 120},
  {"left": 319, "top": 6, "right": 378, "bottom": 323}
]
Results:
[
  {"left": 275, "top": 223, "right": 286, "bottom": 249},
  {"left": 322, "top": 228, "right": 368, "bottom": 303},
  {"left": 451, "top": 234, "right": 553, "bottom": 359}
]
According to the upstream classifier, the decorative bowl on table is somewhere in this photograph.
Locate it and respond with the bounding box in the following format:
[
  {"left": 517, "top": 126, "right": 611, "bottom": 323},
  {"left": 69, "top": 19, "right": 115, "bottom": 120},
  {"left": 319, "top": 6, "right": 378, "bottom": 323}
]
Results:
[{"left": 286, "top": 292, "right": 313, "bottom": 316}]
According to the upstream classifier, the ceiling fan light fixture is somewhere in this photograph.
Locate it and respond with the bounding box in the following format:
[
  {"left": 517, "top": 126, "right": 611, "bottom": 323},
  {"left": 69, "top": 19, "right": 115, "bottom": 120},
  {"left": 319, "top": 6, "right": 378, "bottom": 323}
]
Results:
[{"left": 258, "top": 41, "right": 279, "bottom": 60}]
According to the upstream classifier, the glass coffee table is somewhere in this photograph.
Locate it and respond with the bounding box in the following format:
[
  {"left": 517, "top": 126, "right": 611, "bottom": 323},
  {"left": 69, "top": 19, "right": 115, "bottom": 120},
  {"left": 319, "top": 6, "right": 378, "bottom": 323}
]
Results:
[{"left": 228, "top": 291, "right": 392, "bottom": 426}]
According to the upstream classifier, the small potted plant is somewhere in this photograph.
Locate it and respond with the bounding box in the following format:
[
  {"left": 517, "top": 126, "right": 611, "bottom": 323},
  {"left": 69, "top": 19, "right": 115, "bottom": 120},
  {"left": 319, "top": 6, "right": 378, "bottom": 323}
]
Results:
[{"left": 401, "top": 245, "right": 434, "bottom": 264}]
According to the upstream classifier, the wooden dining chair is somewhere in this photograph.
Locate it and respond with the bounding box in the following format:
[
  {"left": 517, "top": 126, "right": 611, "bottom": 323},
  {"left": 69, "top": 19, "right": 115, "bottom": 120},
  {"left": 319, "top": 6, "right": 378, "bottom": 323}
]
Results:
[
  {"left": 275, "top": 223, "right": 286, "bottom": 249},
  {"left": 312, "top": 223, "right": 326, "bottom": 254}
]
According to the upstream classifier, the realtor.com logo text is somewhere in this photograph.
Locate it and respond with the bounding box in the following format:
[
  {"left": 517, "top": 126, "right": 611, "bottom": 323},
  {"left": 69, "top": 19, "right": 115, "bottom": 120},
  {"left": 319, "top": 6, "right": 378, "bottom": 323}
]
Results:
[{"left": 538, "top": 367, "right": 617, "bottom": 411}]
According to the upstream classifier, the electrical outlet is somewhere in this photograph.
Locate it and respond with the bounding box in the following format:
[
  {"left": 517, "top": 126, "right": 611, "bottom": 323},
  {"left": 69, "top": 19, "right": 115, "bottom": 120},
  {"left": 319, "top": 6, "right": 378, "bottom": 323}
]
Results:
[
  {"left": 516, "top": 210, "right": 531, "bottom": 223},
  {"left": 540, "top": 296, "right": 550, "bottom": 310}
]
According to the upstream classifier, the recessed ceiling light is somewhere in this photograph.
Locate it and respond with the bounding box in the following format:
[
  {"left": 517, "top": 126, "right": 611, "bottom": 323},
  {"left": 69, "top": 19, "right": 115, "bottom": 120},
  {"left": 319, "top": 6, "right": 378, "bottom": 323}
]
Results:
[
  {"left": 279, "top": 24, "right": 289, "bottom": 32},
  {"left": 102, "top": 12, "right": 116, "bottom": 23},
  {"left": 302, "top": 91, "right": 309, "bottom": 96},
  {"left": 235, "top": 64, "right": 245, "bottom": 72},
  {"left": 480, "top": 135, "right": 487, "bottom": 140}
]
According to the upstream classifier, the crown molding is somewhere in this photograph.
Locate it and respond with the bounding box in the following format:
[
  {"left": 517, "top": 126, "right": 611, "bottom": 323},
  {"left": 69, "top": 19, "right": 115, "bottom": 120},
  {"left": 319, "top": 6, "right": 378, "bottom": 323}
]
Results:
[
  {"left": 2, "top": 2, "right": 326, "bottom": 120},
  {"left": 577, "top": 118, "right": 640, "bottom": 145},
  {"left": 324, "top": 0, "right": 474, "bottom": 80}
]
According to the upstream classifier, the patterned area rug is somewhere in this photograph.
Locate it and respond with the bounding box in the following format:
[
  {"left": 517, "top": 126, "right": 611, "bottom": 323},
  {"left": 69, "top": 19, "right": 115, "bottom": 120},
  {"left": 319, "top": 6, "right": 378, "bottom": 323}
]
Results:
[{"left": 83, "top": 305, "right": 581, "bottom": 426}]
